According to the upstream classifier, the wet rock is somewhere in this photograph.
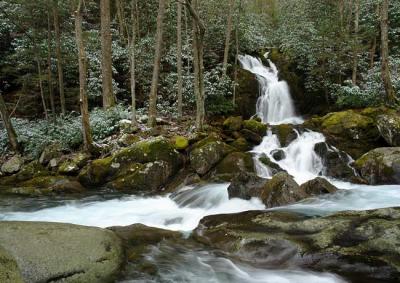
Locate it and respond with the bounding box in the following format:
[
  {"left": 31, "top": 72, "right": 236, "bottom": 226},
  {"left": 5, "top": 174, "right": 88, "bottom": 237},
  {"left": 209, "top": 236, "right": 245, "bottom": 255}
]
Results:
[
  {"left": 1, "top": 155, "right": 23, "bottom": 175},
  {"left": 235, "top": 69, "right": 259, "bottom": 119},
  {"left": 240, "top": 129, "right": 262, "bottom": 144},
  {"left": 258, "top": 154, "right": 285, "bottom": 175},
  {"left": 299, "top": 177, "right": 339, "bottom": 195},
  {"left": 194, "top": 207, "right": 400, "bottom": 282},
  {"left": 210, "top": 152, "right": 255, "bottom": 182},
  {"left": 228, "top": 172, "right": 268, "bottom": 200},
  {"left": 271, "top": 124, "right": 298, "bottom": 147},
  {"left": 271, "top": 149, "right": 286, "bottom": 161},
  {"left": 314, "top": 142, "right": 357, "bottom": 181},
  {"left": 39, "top": 143, "right": 63, "bottom": 165},
  {"left": 304, "top": 110, "right": 381, "bottom": 158},
  {"left": 354, "top": 147, "right": 400, "bottom": 185},
  {"left": 260, "top": 172, "right": 305, "bottom": 208},
  {"left": 163, "top": 168, "right": 201, "bottom": 194},
  {"left": 230, "top": 137, "right": 252, "bottom": 152},
  {"left": 190, "top": 139, "right": 234, "bottom": 175},
  {"left": 377, "top": 113, "right": 400, "bottom": 146},
  {"left": 0, "top": 246, "right": 24, "bottom": 283},
  {"left": 223, "top": 116, "right": 243, "bottom": 132},
  {"left": 0, "top": 222, "right": 123, "bottom": 283},
  {"left": 243, "top": 119, "right": 268, "bottom": 137}
]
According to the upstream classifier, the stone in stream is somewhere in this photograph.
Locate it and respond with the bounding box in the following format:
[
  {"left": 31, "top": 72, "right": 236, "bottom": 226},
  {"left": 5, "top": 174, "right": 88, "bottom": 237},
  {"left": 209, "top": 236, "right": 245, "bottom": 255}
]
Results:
[
  {"left": 258, "top": 154, "right": 285, "bottom": 175},
  {"left": 193, "top": 207, "right": 400, "bottom": 282},
  {"left": 377, "top": 113, "right": 400, "bottom": 146},
  {"left": 208, "top": 151, "right": 255, "bottom": 182},
  {"left": 0, "top": 222, "right": 123, "bottom": 283},
  {"left": 354, "top": 147, "right": 400, "bottom": 185},
  {"left": 270, "top": 124, "right": 298, "bottom": 147}
]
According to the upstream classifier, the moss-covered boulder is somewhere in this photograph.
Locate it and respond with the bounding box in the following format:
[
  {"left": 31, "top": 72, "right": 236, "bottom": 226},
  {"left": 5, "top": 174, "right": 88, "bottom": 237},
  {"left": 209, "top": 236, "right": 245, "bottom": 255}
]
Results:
[
  {"left": 193, "top": 207, "right": 400, "bottom": 282},
  {"left": 271, "top": 124, "right": 298, "bottom": 146},
  {"left": 243, "top": 119, "right": 268, "bottom": 136},
  {"left": 354, "top": 147, "right": 400, "bottom": 184},
  {"left": 0, "top": 161, "right": 49, "bottom": 186},
  {"left": 209, "top": 152, "right": 255, "bottom": 181},
  {"left": 78, "top": 156, "right": 116, "bottom": 187},
  {"left": 0, "top": 155, "right": 23, "bottom": 175},
  {"left": 189, "top": 139, "right": 235, "bottom": 175},
  {"left": 235, "top": 69, "right": 259, "bottom": 119},
  {"left": 0, "top": 246, "right": 24, "bottom": 283},
  {"left": 240, "top": 129, "right": 263, "bottom": 145},
  {"left": 227, "top": 172, "right": 268, "bottom": 200},
  {"left": 299, "top": 177, "right": 339, "bottom": 195},
  {"left": 174, "top": 136, "right": 189, "bottom": 150},
  {"left": 230, "top": 137, "right": 252, "bottom": 152},
  {"left": 377, "top": 113, "right": 400, "bottom": 146},
  {"left": 58, "top": 152, "right": 91, "bottom": 175},
  {"left": 0, "top": 222, "right": 123, "bottom": 283},
  {"left": 304, "top": 109, "right": 382, "bottom": 158},
  {"left": 258, "top": 154, "right": 285, "bottom": 175},
  {"left": 223, "top": 116, "right": 243, "bottom": 132}
]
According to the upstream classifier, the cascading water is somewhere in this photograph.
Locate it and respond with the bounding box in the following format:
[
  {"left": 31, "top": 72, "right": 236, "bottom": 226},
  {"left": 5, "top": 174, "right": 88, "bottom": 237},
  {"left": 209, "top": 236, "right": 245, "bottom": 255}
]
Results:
[{"left": 239, "top": 55, "right": 303, "bottom": 125}]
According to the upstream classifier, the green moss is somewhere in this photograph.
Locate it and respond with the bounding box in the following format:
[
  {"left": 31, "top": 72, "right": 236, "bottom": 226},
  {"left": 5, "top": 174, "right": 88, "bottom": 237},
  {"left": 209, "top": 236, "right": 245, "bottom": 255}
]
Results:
[
  {"left": 230, "top": 138, "right": 251, "bottom": 151},
  {"left": 78, "top": 156, "right": 114, "bottom": 186},
  {"left": 243, "top": 119, "right": 268, "bottom": 136},
  {"left": 20, "top": 176, "right": 64, "bottom": 188},
  {"left": 271, "top": 124, "right": 297, "bottom": 146},
  {"left": 223, "top": 116, "right": 243, "bottom": 131},
  {"left": 174, "top": 136, "right": 189, "bottom": 150}
]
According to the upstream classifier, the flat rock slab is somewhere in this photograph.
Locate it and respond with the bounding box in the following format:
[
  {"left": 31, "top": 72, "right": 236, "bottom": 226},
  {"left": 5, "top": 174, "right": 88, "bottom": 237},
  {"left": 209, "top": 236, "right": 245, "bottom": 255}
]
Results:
[{"left": 0, "top": 222, "right": 123, "bottom": 283}]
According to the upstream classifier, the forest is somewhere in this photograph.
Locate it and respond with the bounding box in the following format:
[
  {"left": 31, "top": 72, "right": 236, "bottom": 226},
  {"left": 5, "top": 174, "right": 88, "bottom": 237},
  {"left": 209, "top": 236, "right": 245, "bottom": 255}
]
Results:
[{"left": 0, "top": 0, "right": 400, "bottom": 283}]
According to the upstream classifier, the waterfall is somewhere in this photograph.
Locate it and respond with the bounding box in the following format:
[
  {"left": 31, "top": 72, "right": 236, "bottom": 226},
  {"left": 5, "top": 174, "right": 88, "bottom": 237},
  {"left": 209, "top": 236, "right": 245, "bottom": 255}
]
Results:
[{"left": 239, "top": 55, "right": 303, "bottom": 125}]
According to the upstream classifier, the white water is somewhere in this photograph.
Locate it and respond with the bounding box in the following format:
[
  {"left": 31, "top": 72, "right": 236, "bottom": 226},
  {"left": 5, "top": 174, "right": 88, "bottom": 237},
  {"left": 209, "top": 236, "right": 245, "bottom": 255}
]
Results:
[{"left": 239, "top": 55, "right": 303, "bottom": 125}]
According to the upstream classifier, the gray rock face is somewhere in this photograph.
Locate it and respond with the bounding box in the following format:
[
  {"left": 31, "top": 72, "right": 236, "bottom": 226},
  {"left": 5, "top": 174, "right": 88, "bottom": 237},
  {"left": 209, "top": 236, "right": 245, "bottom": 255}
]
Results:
[
  {"left": 1, "top": 155, "right": 23, "bottom": 174},
  {"left": 354, "top": 147, "right": 400, "bottom": 184},
  {"left": 377, "top": 114, "right": 400, "bottom": 146},
  {"left": 194, "top": 207, "right": 400, "bottom": 282},
  {"left": 0, "top": 222, "right": 123, "bottom": 283},
  {"left": 0, "top": 246, "right": 24, "bottom": 283},
  {"left": 299, "top": 177, "right": 339, "bottom": 195}
]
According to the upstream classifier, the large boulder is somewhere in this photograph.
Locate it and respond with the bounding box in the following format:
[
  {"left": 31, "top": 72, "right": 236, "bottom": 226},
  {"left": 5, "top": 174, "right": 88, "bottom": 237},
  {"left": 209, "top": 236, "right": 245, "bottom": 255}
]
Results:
[
  {"left": 258, "top": 154, "right": 285, "bottom": 175},
  {"left": 189, "top": 138, "right": 234, "bottom": 175},
  {"left": 194, "top": 207, "right": 400, "bottom": 282},
  {"left": 228, "top": 172, "right": 268, "bottom": 200},
  {"left": 314, "top": 142, "right": 357, "bottom": 181},
  {"left": 1, "top": 155, "right": 23, "bottom": 175},
  {"left": 271, "top": 124, "right": 298, "bottom": 147},
  {"left": 354, "top": 147, "right": 400, "bottom": 185},
  {"left": 243, "top": 119, "right": 268, "bottom": 137},
  {"left": 235, "top": 69, "right": 259, "bottom": 119},
  {"left": 377, "top": 113, "right": 400, "bottom": 146},
  {"left": 299, "top": 177, "right": 339, "bottom": 195},
  {"left": 223, "top": 116, "right": 243, "bottom": 132},
  {"left": 209, "top": 152, "right": 255, "bottom": 181},
  {"left": 0, "top": 161, "right": 49, "bottom": 186},
  {"left": 0, "top": 246, "right": 24, "bottom": 283},
  {"left": 0, "top": 222, "right": 123, "bottom": 283},
  {"left": 58, "top": 152, "right": 91, "bottom": 175},
  {"left": 304, "top": 109, "right": 382, "bottom": 158}
]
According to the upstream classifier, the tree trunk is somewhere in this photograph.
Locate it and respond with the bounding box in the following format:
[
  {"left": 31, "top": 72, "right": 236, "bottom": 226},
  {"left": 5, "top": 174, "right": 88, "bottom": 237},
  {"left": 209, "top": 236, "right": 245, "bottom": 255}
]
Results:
[
  {"left": 53, "top": 0, "right": 66, "bottom": 115},
  {"left": 176, "top": 1, "right": 183, "bottom": 121},
  {"left": 100, "top": 0, "right": 115, "bottom": 109},
  {"left": 222, "top": 0, "right": 234, "bottom": 77},
  {"left": 47, "top": 3, "right": 56, "bottom": 116},
  {"left": 148, "top": 0, "right": 168, "bottom": 128},
  {"left": 75, "top": 0, "right": 93, "bottom": 152},
  {"left": 380, "top": 0, "right": 397, "bottom": 104},
  {"left": 115, "top": 0, "right": 127, "bottom": 43},
  {"left": 352, "top": 0, "right": 360, "bottom": 85},
  {"left": 233, "top": 0, "right": 241, "bottom": 105},
  {"left": 129, "top": 0, "right": 137, "bottom": 128},
  {"left": 0, "top": 95, "right": 19, "bottom": 152},
  {"left": 186, "top": 0, "right": 205, "bottom": 131},
  {"left": 36, "top": 57, "right": 48, "bottom": 120}
]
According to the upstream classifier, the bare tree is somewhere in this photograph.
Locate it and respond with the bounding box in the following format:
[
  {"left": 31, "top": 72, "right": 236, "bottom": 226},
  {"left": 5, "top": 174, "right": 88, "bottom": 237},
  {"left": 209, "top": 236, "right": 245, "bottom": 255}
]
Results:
[
  {"left": 222, "top": 0, "right": 234, "bottom": 77},
  {"left": 75, "top": 0, "right": 93, "bottom": 152},
  {"left": 47, "top": 0, "right": 55, "bottom": 116},
  {"left": 129, "top": 0, "right": 137, "bottom": 128},
  {"left": 0, "top": 95, "right": 19, "bottom": 152},
  {"left": 176, "top": 0, "right": 183, "bottom": 121},
  {"left": 53, "top": 0, "right": 66, "bottom": 115},
  {"left": 148, "top": 0, "right": 168, "bottom": 128},
  {"left": 352, "top": 0, "right": 360, "bottom": 85},
  {"left": 100, "top": 0, "right": 115, "bottom": 109},
  {"left": 380, "top": 0, "right": 397, "bottom": 104}
]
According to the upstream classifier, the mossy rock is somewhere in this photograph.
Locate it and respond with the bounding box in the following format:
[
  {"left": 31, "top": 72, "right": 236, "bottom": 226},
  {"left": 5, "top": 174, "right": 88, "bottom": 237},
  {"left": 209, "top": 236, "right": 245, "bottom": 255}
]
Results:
[
  {"left": 377, "top": 113, "right": 400, "bottom": 146},
  {"left": 354, "top": 147, "right": 400, "bottom": 185},
  {"left": 58, "top": 153, "right": 91, "bottom": 175},
  {"left": 223, "top": 116, "right": 243, "bottom": 132},
  {"left": 78, "top": 156, "right": 115, "bottom": 187},
  {"left": 243, "top": 119, "right": 268, "bottom": 136},
  {"left": 174, "top": 136, "right": 189, "bottom": 150},
  {"left": 1, "top": 155, "right": 23, "bottom": 175},
  {"left": 210, "top": 152, "right": 255, "bottom": 181},
  {"left": 189, "top": 139, "right": 235, "bottom": 175},
  {"left": 235, "top": 69, "right": 259, "bottom": 119},
  {"left": 271, "top": 124, "right": 298, "bottom": 146},
  {"left": 0, "top": 246, "right": 24, "bottom": 283},
  {"left": 259, "top": 154, "right": 285, "bottom": 175},
  {"left": 230, "top": 137, "right": 252, "bottom": 152},
  {"left": 0, "top": 161, "right": 49, "bottom": 186}
]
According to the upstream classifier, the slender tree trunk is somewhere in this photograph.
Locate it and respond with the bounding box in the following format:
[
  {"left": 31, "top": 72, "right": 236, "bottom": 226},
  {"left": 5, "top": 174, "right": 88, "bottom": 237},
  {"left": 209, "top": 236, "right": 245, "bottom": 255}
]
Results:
[
  {"left": 369, "top": 35, "right": 377, "bottom": 69},
  {"left": 148, "top": 0, "right": 168, "bottom": 128},
  {"left": 36, "top": 57, "right": 48, "bottom": 120},
  {"left": 115, "top": 0, "right": 127, "bottom": 43},
  {"left": 352, "top": 0, "right": 360, "bottom": 85},
  {"left": 100, "top": 0, "right": 115, "bottom": 109},
  {"left": 0, "top": 95, "right": 19, "bottom": 152},
  {"left": 129, "top": 0, "right": 137, "bottom": 128},
  {"left": 53, "top": 0, "right": 66, "bottom": 115},
  {"left": 75, "top": 0, "right": 93, "bottom": 152},
  {"left": 380, "top": 0, "right": 396, "bottom": 104},
  {"left": 47, "top": 4, "right": 55, "bottom": 116},
  {"left": 222, "top": 0, "right": 234, "bottom": 77},
  {"left": 186, "top": 0, "right": 205, "bottom": 131},
  {"left": 233, "top": 0, "right": 241, "bottom": 105},
  {"left": 177, "top": 1, "right": 183, "bottom": 121}
]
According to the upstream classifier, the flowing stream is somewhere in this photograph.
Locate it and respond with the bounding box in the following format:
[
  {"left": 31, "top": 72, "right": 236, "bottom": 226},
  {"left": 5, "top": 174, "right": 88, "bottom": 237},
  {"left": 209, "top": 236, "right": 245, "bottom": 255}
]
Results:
[{"left": 1, "top": 55, "right": 399, "bottom": 283}]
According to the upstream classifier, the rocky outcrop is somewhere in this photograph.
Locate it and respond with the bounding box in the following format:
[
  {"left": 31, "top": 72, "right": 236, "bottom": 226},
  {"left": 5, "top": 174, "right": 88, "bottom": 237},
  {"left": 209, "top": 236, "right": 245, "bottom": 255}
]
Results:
[
  {"left": 0, "top": 222, "right": 123, "bottom": 283},
  {"left": 354, "top": 147, "right": 400, "bottom": 185},
  {"left": 377, "top": 113, "right": 400, "bottom": 146},
  {"left": 235, "top": 69, "right": 259, "bottom": 119},
  {"left": 194, "top": 207, "right": 400, "bottom": 282},
  {"left": 304, "top": 109, "right": 382, "bottom": 158},
  {"left": 79, "top": 137, "right": 183, "bottom": 193},
  {"left": 314, "top": 142, "right": 357, "bottom": 181}
]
